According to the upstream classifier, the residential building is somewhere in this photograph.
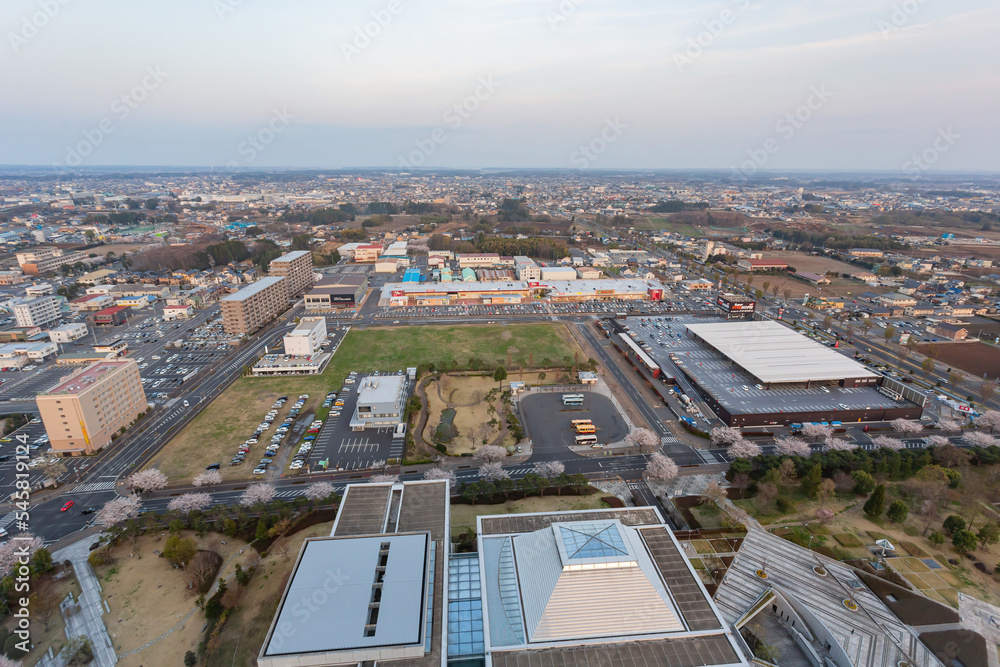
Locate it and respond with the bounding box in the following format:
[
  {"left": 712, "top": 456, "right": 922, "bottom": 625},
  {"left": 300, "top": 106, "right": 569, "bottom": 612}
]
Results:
[
  {"left": 13, "top": 296, "right": 60, "bottom": 327},
  {"left": 115, "top": 295, "right": 158, "bottom": 309},
  {"left": 352, "top": 244, "right": 384, "bottom": 263},
  {"left": 878, "top": 293, "right": 917, "bottom": 308},
  {"left": 929, "top": 323, "right": 968, "bottom": 341},
  {"left": 282, "top": 316, "right": 326, "bottom": 356},
  {"left": 36, "top": 360, "right": 146, "bottom": 455},
  {"left": 24, "top": 284, "right": 54, "bottom": 297},
  {"left": 162, "top": 305, "right": 194, "bottom": 320},
  {"left": 350, "top": 375, "right": 408, "bottom": 430},
  {"left": 92, "top": 306, "right": 131, "bottom": 326},
  {"left": 70, "top": 293, "right": 114, "bottom": 313},
  {"left": 220, "top": 276, "right": 288, "bottom": 335},
  {"left": 849, "top": 248, "right": 885, "bottom": 258},
  {"left": 457, "top": 252, "right": 501, "bottom": 268},
  {"left": 48, "top": 323, "right": 89, "bottom": 343},
  {"left": 268, "top": 250, "right": 314, "bottom": 297},
  {"left": 0, "top": 342, "right": 57, "bottom": 362},
  {"left": 16, "top": 247, "right": 91, "bottom": 276},
  {"left": 0, "top": 272, "right": 24, "bottom": 285}
]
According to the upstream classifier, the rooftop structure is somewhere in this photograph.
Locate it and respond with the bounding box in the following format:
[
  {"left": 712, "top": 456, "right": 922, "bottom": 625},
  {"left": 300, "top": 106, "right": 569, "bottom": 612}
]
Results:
[
  {"left": 685, "top": 320, "right": 879, "bottom": 386},
  {"left": 350, "top": 374, "right": 408, "bottom": 430}
]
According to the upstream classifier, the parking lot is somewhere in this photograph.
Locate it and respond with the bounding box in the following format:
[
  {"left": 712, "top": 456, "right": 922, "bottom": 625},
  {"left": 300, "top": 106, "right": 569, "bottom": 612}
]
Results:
[
  {"left": 304, "top": 373, "right": 409, "bottom": 472},
  {"left": 627, "top": 314, "right": 904, "bottom": 417},
  {"left": 519, "top": 391, "right": 628, "bottom": 458}
]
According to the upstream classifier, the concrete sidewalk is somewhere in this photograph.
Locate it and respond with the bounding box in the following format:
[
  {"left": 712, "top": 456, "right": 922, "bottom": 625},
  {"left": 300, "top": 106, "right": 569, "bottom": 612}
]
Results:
[{"left": 43, "top": 538, "right": 118, "bottom": 667}]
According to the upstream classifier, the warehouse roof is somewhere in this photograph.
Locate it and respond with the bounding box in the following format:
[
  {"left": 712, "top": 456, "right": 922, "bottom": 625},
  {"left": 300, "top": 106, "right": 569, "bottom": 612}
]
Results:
[{"left": 685, "top": 320, "right": 878, "bottom": 384}]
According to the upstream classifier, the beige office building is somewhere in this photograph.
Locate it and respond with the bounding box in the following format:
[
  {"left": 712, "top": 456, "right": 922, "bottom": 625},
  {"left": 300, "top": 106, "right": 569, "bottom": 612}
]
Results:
[
  {"left": 220, "top": 276, "right": 288, "bottom": 335},
  {"left": 37, "top": 360, "right": 146, "bottom": 455},
  {"left": 269, "top": 250, "right": 314, "bottom": 297}
]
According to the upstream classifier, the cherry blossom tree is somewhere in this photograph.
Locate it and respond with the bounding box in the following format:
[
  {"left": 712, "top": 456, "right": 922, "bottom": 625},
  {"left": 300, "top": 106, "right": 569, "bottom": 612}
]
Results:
[
  {"left": 534, "top": 461, "right": 565, "bottom": 481},
  {"left": 0, "top": 655, "right": 22, "bottom": 667},
  {"left": 168, "top": 493, "right": 213, "bottom": 514},
  {"left": 192, "top": 470, "right": 222, "bottom": 487},
  {"left": 0, "top": 533, "right": 43, "bottom": 578},
  {"left": 774, "top": 437, "right": 810, "bottom": 457},
  {"left": 423, "top": 467, "right": 457, "bottom": 485},
  {"left": 891, "top": 418, "right": 923, "bottom": 434},
  {"left": 96, "top": 495, "right": 142, "bottom": 527},
  {"left": 925, "top": 435, "right": 951, "bottom": 448},
  {"left": 964, "top": 432, "right": 999, "bottom": 447},
  {"left": 815, "top": 508, "right": 835, "bottom": 525},
  {"left": 474, "top": 445, "right": 507, "bottom": 464},
  {"left": 824, "top": 438, "right": 857, "bottom": 452},
  {"left": 125, "top": 468, "right": 168, "bottom": 494},
  {"left": 976, "top": 411, "right": 1000, "bottom": 434},
  {"left": 645, "top": 453, "right": 678, "bottom": 479},
  {"left": 801, "top": 424, "right": 833, "bottom": 441},
  {"left": 936, "top": 418, "right": 961, "bottom": 433},
  {"left": 478, "top": 462, "right": 509, "bottom": 483},
  {"left": 729, "top": 439, "right": 762, "bottom": 459},
  {"left": 369, "top": 473, "right": 400, "bottom": 484},
  {"left": 710, "top": 426, "right": 743, "bottom": 446},
  {"left": 871, "top": 435, "right": 906, "bottom": 451},
  {"left": 304, "top": 481, "right": 336, "bottom": 501},
  {"left": 239, "top": 483, "right": 276, "bottom": 507},
  {"left": 625, "top": 428, "right": 658, "bottom": 448}
]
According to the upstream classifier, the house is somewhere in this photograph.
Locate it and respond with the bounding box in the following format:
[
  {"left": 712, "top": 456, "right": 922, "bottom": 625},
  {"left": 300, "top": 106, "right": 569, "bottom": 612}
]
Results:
[
  {"left": 904, "top": 302, "right": 935, "bottom": 317},
  {"left": 162, "top": 305, "right": 194, "bottom": 320},
  {"left": 878, "top": 293, "right": 917, "bottom": 308},
  {"left": 928, "top": 323, "right": 968, "bottom": 341}
]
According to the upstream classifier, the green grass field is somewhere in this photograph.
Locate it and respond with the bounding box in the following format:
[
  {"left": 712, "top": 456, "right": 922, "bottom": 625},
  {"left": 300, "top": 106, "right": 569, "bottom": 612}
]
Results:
[
  {"left": 149, "top": 323, "right": 584, "bottom": 482},
  {"left": 635, "top": 217, "right": 703, "bottom": 237}
]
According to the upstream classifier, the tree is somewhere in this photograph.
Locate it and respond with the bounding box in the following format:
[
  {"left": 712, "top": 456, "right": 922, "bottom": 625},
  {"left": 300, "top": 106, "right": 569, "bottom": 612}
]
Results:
[
  {"left": 852, "top": 470, "right": 875, "bottom": 494},
  {"left": 871, "top": 435, "right": 906, "bottom": 451},
  {"left": 979, "top": 380, "right": 998, "bottom": 406},
  {"left": 976, "top": 411, "right": 1000, "bottom": 434},
  {"left": 187, "top": 550, "right": 222, "bottom": 591},
  {"left": 710, "top": 426, "right": 742, "bottom": 446},
  {"left": 929, "top": 530, "right": 946, "bottom": 545},
  {"left": 32, "top": 547, "right": 54, "bottom": 576},
  {"left": 493, "top": 365, "right": 508, "bottom": 389},
  {"left": 168, "top": 493, "right": 213, "bottom": 515},
  {"left": 424, "top": 467, "right": 457, "bottom": 485},
  {"left": 754, "top": 482, "right": 778, "bottom": 511},
  {"left": 824, "top": 437, "right": 857, "bottom": 451},
  {"left": 801, "top": 423, "right": 833, "bottom": 441},
  {"left": 933, "top": 444, "right": 972, "bottom": 468},
  {"left": 478, "top": 462, "right": 509, "bottom": 483},
  {"left": 887, "top": 500, "right": 909, "bottom": 523},
  {"left": 953, "top": 529, "right": 978, "bottom": 554},
  {"left": 645, "top": 453, "right": 678, "bottom": 480},
  {"left": 192, "top": 470, "right": 222, "bottom": 487},
  {"left": 890, "top": 418, "right": 923, "bottom": 434},
  {"left": 815, "top": 508, "right": 835, "bottom": 525},
  {"left": 943, "top": 514, "right": 966, "bottom": 536},
  {"left": 937, "top": 418, "right": 961, "bottom": 432},
  {"left": 964, "top": 432, "right": 998, "bottom": 447},
  {"left": 863, "top": 484, "right": 886, "bottom": 518},
  {"left": 185, "top": 650, "right": 197, "bottom": 666},
  {"left": 883, "top": 325, "right": 896, "bottom": 341},
  {"left": 239, "top": 483, "right": 276, "bottom": 507},
  {"left": 96, "top": 495, "right": 141, "bottom": 527},
  {"left": 700, "top": 480, "right": 727, "bottom": 505},
  {"left": 162, "top": 534, "right": 197, "bottom": 567},
  {"left": 774, "top": 436, "right": 810, "bottom": 457},
  {"left": 817, "top": 478, "right": 837, "bottom": 508},
  {"left": 625, "top": 428, "right": 658, "bottom": 449},
  {"left": 125, "top": 468, "right": 168, "bottom": 493},
  {"left": 38, "top": 457, "right": 68, "bottom": 482},
  {"left": 304, "top": 481, "right": 336, "bottom": 501},
  {"left": 977, "top": 523, "right": 1000, "bottom": 550},
  {"left": 533, "top": 460, "right": 565, "bottom": 486},
  {"left": 729, "top": 439, "right": 762, "bottom": 459},
  {"left": 921, "top": 358, "right": 935, "bottom": 376},
  {"left": 369, "top": 473, "right": 400, "bottom": 484},
  {"left": 474, "top": 444, "right": 507, "bottom": 464},
  {"left": 268, "top": 518, "right": 294, "bottom": 558},
  {"left": 801, "top": 464, "right": 823, "bottom": 499}
]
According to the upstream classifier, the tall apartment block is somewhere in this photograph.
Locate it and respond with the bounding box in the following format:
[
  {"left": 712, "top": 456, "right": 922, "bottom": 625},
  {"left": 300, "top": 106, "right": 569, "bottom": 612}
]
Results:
[
  {"left": 16, "top": 247, "right": 91, "bottom": 276},
  {"left": 36, "top": 360, "right": 146, "bottom": 455},
  {"left": 269, "top": 250, "right": 314, "bottom": 297},
  {"left": 13, "top": 295, "right": 60, "bottom": 327},
  {"left": 220, "top": 276, "right": 288, "bottom": 335}
]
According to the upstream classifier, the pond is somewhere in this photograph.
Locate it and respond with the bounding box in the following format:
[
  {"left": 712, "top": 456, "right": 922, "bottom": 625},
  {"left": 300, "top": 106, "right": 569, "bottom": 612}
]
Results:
[{"left": 434, "top": 408, "right": 458, "bottom": 443}]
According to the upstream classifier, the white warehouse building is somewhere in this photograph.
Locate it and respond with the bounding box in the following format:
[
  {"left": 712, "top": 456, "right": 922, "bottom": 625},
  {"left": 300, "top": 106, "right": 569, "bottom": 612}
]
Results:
[
  {"left": 350, "top": 375, "right": 408, "bottom": 431},
  {"left": 282, "top": 316, "right": 327, "bottom": 357}
]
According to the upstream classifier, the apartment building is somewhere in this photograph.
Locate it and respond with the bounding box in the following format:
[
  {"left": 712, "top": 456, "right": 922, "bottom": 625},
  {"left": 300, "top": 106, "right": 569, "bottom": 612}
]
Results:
[
  {"left": 13, "top": 295, "right": 60, "bottom": 327},
  {"left": 268, "top": 250, "right": 314, "bottom": 297},
  {"left": 514, "top": 256, "right": 541, "bottom": 281},
  {"left": 16, "top": 247, "right": 91, "bottom": 276},
  {"left": 36, "top": 360, "right": 146, "bottom": 455},
  {"left": 48, "top": 322, "right": 89, "bottom": 343},
  {"left": 220, "top": 276, "right": 288, "bottom": 335},
  {"left": 282, "top": 316, "right": 326, "bottom": 356}
]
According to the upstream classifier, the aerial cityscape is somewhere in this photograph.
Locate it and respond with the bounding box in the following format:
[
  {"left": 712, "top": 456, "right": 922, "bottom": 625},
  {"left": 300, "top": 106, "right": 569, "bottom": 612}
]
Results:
[{"left": 2, "top": 2, "right": 1000, "bottom": 667}]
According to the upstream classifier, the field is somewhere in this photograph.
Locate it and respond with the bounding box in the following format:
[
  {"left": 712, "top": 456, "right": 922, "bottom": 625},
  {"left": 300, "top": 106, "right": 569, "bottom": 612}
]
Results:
[
  {"left": 917, "top": 342, "right": 1000, "bottom": 381},
  {"left": 636, "top": 217, "right": 703, "bottom": 237},
  {"left": 752, "top": 274, "right": 882, "bottom": 300},
  {"left": 150, "top": 324, "right": 584, "bottom": 483},
  {"left": 449, "top": 494, "right": 610, "bottom": 538}
]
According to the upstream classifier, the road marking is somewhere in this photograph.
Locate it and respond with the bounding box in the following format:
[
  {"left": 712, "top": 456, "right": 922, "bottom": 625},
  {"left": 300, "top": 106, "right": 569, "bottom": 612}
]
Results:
[{"left": 69, "top": 481, "right": 117, "bottom": 494}]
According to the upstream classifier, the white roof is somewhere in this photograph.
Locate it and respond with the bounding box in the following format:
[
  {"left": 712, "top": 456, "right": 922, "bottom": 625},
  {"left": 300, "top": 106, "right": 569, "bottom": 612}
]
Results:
[
  {"left": 220, "top": 276, "right": 284, "bottom": 302},
  {"left": 685, "top": 320, "right": 878, "bottom": 384}
]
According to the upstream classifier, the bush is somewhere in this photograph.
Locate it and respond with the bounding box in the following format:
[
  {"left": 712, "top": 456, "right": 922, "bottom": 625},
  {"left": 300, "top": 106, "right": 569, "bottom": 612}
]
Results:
[
  {"left": 88, "top": 550, "right": 112, "bottom": 567},
  {"left": 162, "top": 535, "right": 198, "bottom": 567},
  {"left": 886, "top": 500, "right": 909, "bottom": 524},
  {"left": 929, "top": 530, "right": 946, "bottom": 545},
  {"left": 185, "top": 650, "right": 198, "bottom": 666},
  {"left": 775, "top": 497, "right": 794, "bottom": 513},
  {"left": 4, "top": 633, "right": 27, "bottom": 659},
  {"left": 943, "top": 515, "right": 966, "bottom": 536}
]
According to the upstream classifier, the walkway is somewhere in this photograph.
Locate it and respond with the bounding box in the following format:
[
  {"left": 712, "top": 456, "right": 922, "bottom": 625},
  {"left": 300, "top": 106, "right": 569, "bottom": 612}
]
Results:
[{"left": 44, "top": 538, "right": 118, "bottom": 667}]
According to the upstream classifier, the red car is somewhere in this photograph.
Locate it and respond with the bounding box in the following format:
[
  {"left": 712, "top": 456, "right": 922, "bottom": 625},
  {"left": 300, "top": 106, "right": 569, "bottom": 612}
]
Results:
[{"left": 61, "top": 500, "right": 74, "bottom": 512}]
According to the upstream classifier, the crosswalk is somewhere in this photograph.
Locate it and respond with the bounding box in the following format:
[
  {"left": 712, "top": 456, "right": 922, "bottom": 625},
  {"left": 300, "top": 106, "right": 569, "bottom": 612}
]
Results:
[
  {"left": 69, "top": 481, "right": 117, "bottom": 494},
  {"left": 0, "top": 511, "right": 16, "bottom": 529}
]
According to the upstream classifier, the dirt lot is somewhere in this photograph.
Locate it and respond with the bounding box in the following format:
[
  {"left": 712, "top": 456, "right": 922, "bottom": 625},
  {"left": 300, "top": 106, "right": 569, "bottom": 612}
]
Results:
[
  {"left": 751, "top": 274, "right": 882, "bottom": 300},
  {"left": 917, "top": 342, "right": 1000, "bottom": 382},
  {"left": 765, "top": 250, "right": 867, "bottom": 276}
]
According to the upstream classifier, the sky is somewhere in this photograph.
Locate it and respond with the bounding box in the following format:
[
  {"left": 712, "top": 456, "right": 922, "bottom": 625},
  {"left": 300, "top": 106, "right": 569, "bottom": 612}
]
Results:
[{"left": 0, "top": 0, "right": 998, "bottom": 172}]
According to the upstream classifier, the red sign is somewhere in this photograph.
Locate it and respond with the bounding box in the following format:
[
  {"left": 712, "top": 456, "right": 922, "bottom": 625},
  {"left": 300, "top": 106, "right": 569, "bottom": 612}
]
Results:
[
  {"left": 648, "top": 288, "right": 663, "bottom": 300},
  {"left": 528, "top": 282, "right": 540, "bottom": 288},
  {"left": 391, "top": 290, "right": 404, "bottom": 297}
]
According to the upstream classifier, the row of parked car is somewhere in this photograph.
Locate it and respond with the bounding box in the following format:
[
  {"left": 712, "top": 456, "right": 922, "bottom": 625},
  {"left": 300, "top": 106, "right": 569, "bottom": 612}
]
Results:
[
  {"left": 252, "top": 395, "right": 310, "bottom": 476},
  {"left": 229, "top": 396, "right": 291, "bottom": 468},
  {"left": 289, "top": 418, "right": 325, "bottom": 471}
]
